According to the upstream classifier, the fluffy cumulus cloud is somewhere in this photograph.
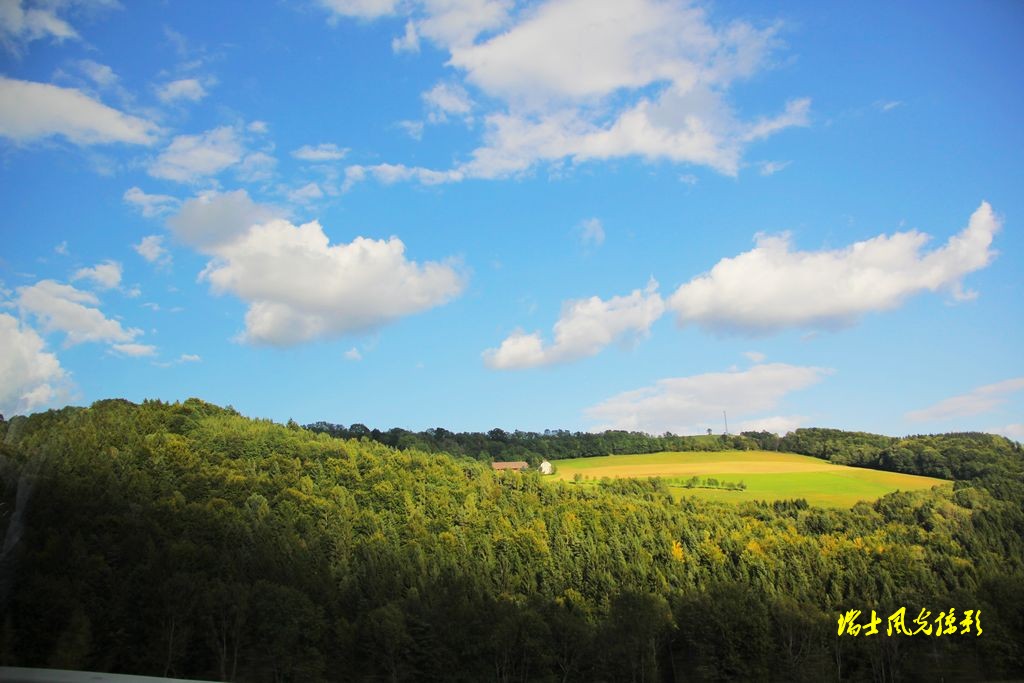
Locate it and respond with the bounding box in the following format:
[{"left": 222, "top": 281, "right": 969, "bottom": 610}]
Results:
[
  {"left": 167, "top": 190, "right": 465, "bottom": 345},
  {"left": 334, "top": 0, "right": 807, "bottom": 186},
  {"left": 0, "top": 312, "right": 69, "bottom": 417},
  {"left": 484, "top": 280, "right": 664, "bottom": 369},
  {"left": 72, "top": 259, "right": 122, "bottom": 289},
  {"left": 156, "top": 78, "right": 208, "bottom": 104},
  {"left": 16, "top": 279, "right": 141, "bottom": 346},
  {"left": 906, "top": 377, "right": 1024, "bottom": 423},
  {"left": 203, "top": 225, "right": 465, "bottom": 345},
  {"left": 0, "top": 76, "right": 157, "bottom": 145},
  {"left": 586, "top": 362, "right": 830, "bottom": 434},
  {"left": 669, "top": 201, "right": 1001, "bottom": 334},
  {"left": 148, "top": 126, "right": 245, "bottom": 182}
]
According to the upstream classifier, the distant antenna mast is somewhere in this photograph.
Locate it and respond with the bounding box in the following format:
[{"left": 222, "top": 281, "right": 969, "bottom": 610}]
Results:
[{"left": 723, "top": 410, "right": 729, "bottom": 435}]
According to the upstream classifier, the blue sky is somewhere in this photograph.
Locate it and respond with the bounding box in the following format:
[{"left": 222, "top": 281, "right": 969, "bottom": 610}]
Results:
[{"left": 1, "top": 0, "right": 1022, "bottom": 439}]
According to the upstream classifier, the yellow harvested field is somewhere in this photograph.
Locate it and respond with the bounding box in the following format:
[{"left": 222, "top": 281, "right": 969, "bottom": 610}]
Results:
[{"left": 551, "top": 450, "right": 951, "bottom": 508}]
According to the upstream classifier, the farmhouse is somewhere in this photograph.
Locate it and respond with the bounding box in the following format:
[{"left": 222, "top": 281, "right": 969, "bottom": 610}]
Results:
[{"left": 491, "top": 461, "right": 529, "bottom": 471}]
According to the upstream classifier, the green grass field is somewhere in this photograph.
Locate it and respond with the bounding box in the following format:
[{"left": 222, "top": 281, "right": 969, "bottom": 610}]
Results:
[{"left": 551, "top": 450, "right": 950, "bottom": 508}]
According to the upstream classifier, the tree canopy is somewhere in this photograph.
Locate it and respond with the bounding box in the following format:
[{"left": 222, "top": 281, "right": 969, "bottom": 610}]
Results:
[{"left": 0, "top": 399, "right": 1021, "bottom": 680}]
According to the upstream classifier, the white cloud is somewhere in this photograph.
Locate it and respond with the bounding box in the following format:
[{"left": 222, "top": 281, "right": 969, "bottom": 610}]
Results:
[
  {"left": 906, "top": 377, "right": 1024, "bottom": 423},
  {"left": 167, "top": 189, "right": 283, "bottom": 249},
  {"left": 54, "top": 240, "right": 68, "bottom": 255},
  {"left": 585, "top": 362, "right": 830, "bottom": 434},
  {"left": 247, "top": 120, "right": 269, "bottom": 134},
  {"left": 397, "top": 119, "right": 424, "bottom": 140},
  {"left": 989, "top": 424, "right": 1024, "bottom": 441},
  {"left": 877, "top": 100, "right": 902, "bottom": 113},
  {"left": 0, "top": 312, "right": 69, "bottom": 417},
  {"left": 124, "top": 186, "right": 180, "bottom": 217},
  {"left": 344, "top": 347, "right": 362, "bottom": 361},
  {"left": 415, "top": 0, "right": 511, "bottom": 49},
  {"left": 484, "top": 279, "right": 664, "bottom": 369},
  {"left": 199, "top": 221, "right": 465, "bottom": 346},
  {"left": 423, "top": 81, "right": 473, "bottom": 122},
  {"left": 156, "top": 78, "right": 208, "bottom": 104},
  {"left": 759, "top": 160, "right": 790, "bottom": 176},
  {"left": 292, "top": 143, "right": 348, "bottom": 162},
  {"left": 343, "top": 163, "right": 464, "bottom": 190},
  {"left": 236, "top": 151, "right": 276, "bottom": 182},
  {"left": 322, "top": 0, "right": 509, "bottom": 49},
  {"left": 318, "top": 0, "right": 398, "bottom": 20},
  {"left": 148, "top": 126, "right": 245, "bottom": 182},
  {"left": 72, "top": 259, "right": 122, "bottom": 289},
  {"left": 336, "top": 0, "right": 807, "bottom": 184},
  {"left": 77, "top": 59, "right": 118, "bottom": 88},
  {"left": 288, "top": 181, "right": 324, "bottom": 204},
  {"left": 110, "top": 342, "right": 157, "bottom": 357},
  {"left": 578, "top": 217, "right": 605, "bottom": 248},
  {"left": 742, "top": 99, "right": 811, "bottom": 142},
  {"left": 669, "top": 201, "right": 1001, "bottom": 334},
  {"left": 451, "top": 0, "right": 714, "bottom": 103},
  {"left": 134, "top": 235, "right": 171, "bottom": 266},
  {"left": 0, "top": 76, "right": 157, "bottom": 145},
  {"left": 154, "top": 352, "right": 201, "bottom": 368},
  {"left": 743, "top": 351, "right": 766, "bottom": 363},
  {"left": 16, "top": 279, "right": 141, "bottom": 346},
  {"left": 0, "top": 0, "right": 78, "bottom": 52},
  {"left": 736, "top": 415, "right": 806, "bottom": 435},
  {"left": 392, "top": 19, "right": 419, "bottom": 53},
  {"left": 166, "top": 190, "right": 465, "bottom": 346}
]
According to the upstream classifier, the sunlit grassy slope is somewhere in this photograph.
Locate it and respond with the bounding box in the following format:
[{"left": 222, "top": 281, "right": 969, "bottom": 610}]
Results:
[{"left": 551, "top": 450, "right": 950, "bottom": 508}]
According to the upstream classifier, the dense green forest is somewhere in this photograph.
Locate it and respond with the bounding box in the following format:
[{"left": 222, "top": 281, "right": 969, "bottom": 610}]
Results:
[
  {"left": 303, "top": 421, "right": 759, "bottom": 464},
  {"left": 2, "top": 400, "right": 1023, "bottom": 681},
  {"left": 304, "top": 421, "right": 1019, "bottom": 483}
]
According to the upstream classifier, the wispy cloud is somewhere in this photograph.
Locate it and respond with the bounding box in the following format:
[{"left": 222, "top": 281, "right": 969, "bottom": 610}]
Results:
[
  {"left": 586, "top": 363, "right": 831, "bottom": 435},
  {"left": 906, "top": 377, "right": 1024, "bottom": 422}
]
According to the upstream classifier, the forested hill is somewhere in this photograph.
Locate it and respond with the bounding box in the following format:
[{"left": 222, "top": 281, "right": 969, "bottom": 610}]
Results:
[
  {"left": 304, "top": 420, "right": 1021, "bottom": 481},
  {"left": 1, "top": 399, "right": 1023, "bottom": 681}
]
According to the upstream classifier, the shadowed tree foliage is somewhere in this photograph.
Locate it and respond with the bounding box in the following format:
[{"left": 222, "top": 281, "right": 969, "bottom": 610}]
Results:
[{"left": 0, "top": 398, "right": 1021, "bottom": 680}]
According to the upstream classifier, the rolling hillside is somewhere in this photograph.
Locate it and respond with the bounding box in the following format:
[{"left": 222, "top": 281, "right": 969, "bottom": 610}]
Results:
[{"left": 552, "top": 450, "right": 950, "bottom": 507}]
